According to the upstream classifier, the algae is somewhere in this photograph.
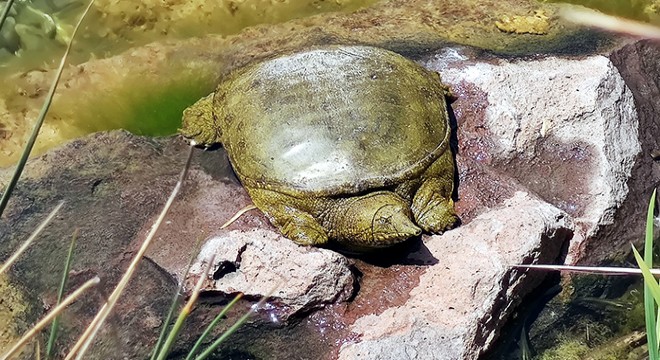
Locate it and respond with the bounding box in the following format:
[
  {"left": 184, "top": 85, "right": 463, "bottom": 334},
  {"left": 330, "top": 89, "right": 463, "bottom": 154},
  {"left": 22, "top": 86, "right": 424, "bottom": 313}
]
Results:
[
  {"left": 495, "top": 10, "right": 551, "bottom": 35},
  {"left": 0, "top": 273, "right": 30, "bottom": 356}
]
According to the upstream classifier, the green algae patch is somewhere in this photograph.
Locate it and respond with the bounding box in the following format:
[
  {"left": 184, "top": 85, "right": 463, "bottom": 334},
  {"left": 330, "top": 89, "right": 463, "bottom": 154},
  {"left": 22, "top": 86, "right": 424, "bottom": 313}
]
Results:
[
  {"left": 72, "top": 72, "right": 214, "bottom": 137},
  {"left": 0, "top": 273, "right": 30, "bottom": 355},
  {"left": 0, "top": 0, "right": 379, "bottom": 75},
  {"left": 0, "top": 57, "right": 217, "bottom": 168},
  {"left": 539, "top": 339, "right": 590, "bottom": 360}
]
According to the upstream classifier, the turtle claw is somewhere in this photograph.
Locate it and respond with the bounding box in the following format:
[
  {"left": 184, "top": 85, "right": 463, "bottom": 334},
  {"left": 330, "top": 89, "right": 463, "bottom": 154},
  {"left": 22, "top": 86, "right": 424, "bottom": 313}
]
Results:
[
  {"left": 282, "top": 222, "right": 329, "bottom": 246},
  {"left": 416, "top": 201, "right": 459, "bottom": 234},
  {"left": 412, "top": 178, "right": 458, "bottom": 234}
]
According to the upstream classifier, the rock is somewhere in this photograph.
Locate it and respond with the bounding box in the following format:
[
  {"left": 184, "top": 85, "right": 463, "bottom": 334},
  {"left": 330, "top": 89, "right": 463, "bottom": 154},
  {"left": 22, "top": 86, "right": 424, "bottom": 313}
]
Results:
[
  {"left": 0, "top": 132, "right": 194, "bottom": 359},
  {"left": 339, "top": 192, "right": 571, "bottom": 359},
  {"left": 599, "top": 40, "right": 660, "bottom": 264},
  {"left": 427, "top": 51, "right": 641, "bottom": 264},
  {"left": 2, "top": 38, "right": 657, "bottom": 360},
  {"left": 187, "top": 229, "right": 355, "bottom": 318}
]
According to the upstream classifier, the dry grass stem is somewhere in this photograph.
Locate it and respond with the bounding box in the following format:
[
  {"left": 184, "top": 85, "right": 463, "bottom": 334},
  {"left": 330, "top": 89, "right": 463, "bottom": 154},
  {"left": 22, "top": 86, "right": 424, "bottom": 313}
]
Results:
[
  {"left": 512, "top": 263, "right": 660, "bottom": 276},
  {"left": 65, "top": 145, "right": 194, "bottom": 360},
  {"left": 220, "top": 205, "right": 257, "bottom": 229},
  {"left": 0, "top": 201, "right": 64, "bottom": 274},
  {"left": 560, "top": 5, "right": 660, "bottom": 40},
  {"left": 0, "top": 276, "right": 100, "bottom": 360}
]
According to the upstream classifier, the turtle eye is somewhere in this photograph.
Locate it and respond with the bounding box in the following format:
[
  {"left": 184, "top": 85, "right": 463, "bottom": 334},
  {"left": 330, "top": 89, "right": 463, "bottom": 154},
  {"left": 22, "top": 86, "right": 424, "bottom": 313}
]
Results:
[{"left": 376, "top": 215, "right": 392, "bottom": 226}]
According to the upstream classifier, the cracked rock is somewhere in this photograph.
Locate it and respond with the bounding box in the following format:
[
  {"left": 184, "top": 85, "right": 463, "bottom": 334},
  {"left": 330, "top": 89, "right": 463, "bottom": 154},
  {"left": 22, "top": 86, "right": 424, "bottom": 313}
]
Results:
[{"left": 187, "top": 229, "right": 355, "bottom": 319}]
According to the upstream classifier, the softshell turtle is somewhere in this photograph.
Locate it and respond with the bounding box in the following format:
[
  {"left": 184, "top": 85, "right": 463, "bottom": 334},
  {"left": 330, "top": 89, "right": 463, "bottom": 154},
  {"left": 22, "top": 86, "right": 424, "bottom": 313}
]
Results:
[{"left": 181, "top": 45, "right": 458, "bottom": 251}]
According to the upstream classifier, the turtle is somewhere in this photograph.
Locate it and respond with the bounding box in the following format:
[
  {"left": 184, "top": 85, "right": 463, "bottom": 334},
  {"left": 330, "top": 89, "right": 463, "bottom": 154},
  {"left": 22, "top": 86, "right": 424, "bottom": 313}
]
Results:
[{"left": 180, "top": 45, "right": 458, "bottom": 251}]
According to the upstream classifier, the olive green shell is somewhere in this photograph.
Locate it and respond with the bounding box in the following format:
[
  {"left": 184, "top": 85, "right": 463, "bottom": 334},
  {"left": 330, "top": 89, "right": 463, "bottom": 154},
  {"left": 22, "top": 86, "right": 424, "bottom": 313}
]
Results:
[{"left": 214, "top": 45, "right": 451, "bottom": 195}]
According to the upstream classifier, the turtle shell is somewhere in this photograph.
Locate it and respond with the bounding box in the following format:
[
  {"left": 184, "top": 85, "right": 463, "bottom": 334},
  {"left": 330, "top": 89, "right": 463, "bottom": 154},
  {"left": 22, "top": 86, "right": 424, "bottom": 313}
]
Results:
[{"left": 215, "top": 45, "right": 451, "bottom": 196}]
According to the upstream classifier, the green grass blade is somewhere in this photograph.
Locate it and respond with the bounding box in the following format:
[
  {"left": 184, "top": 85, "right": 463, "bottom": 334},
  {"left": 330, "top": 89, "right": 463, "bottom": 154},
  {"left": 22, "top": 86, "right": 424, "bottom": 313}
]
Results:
[
  {"left": 150, "top": 294, "right": 183, "bottom": 360},
  {"left": 0, "top": 0, "right": 92, "bottom": 218},
  {"left": 184, "top": 294, "right": 244, "bottom": 360},
  {"left": 656, "top": 308, "right": 660, "bottom": 350},
  {"left": 46, "top": 228, "right": 79, "bottom": 359},
  {"left": 633, "top": 247, "right": 660, "bottom": 303},
  {"left": 646, "top": 189, "right": 659, "bottom": 356},
  {"left": 194, "top": 307, "right": 255, "bottom": 360},
  {"left": 150, "top": 238, "right": 204, "bottom": 360},
  {"left": 66, "top": 145, "right": 194, "bottom": 360},
  {"left": 633, "top": 234, "right": 660, "bottom": 360},
  {"left": 155, "top": 255, "right": 215, "bottom": 360},
  {"left": 194, "top": 285, "right": 278, "bottom": 360},
  {"left": 632, "top": 246, "right": 660, "bottom": 307}
]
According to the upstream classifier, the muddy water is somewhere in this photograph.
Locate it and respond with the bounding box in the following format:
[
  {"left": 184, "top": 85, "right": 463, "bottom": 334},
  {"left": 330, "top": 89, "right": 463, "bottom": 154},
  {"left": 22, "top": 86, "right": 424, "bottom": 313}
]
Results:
[
  {"left": 0, "top": 0, "right": 377, "bottom": 168},
  {"left": 1, "top": 0, "right": 378, "bottom": 73},
  {"left": 550, "top": 0, "right": 660, "bottom": 24}
]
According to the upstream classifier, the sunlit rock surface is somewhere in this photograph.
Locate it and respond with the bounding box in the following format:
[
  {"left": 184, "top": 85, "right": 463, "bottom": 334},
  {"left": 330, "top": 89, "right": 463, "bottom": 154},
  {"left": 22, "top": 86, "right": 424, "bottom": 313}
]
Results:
[
  {"left": 186, "top": 229, "right": 355, "bottom": 318},
  {"left": 339, "top": 192, "right": 570, "bottom": 359},
  {"left": 428, "top": 50, "right": 642, "bottom": 264}
]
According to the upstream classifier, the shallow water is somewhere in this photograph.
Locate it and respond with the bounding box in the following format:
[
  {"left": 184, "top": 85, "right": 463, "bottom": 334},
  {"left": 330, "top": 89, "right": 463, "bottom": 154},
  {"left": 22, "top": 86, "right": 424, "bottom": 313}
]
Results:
[
  {"left": 0, "top": 0, "right": 378, "bottom": 167},
  {"left": 1, "top": 0, "right": 378, "bottom": 74},
  {"left": 549, "top": 0, "right": 660, "bottom": 24}
]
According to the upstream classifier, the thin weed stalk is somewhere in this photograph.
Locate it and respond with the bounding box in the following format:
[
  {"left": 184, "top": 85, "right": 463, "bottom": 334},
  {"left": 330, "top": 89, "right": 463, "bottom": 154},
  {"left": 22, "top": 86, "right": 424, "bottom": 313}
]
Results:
[
  {"left": 511, "top": 263, "right": 660, "bottom": 276},
  {"left": 65, "top": 145, "right": 194, "bottom": 360},
  {"left": 0, "top": 202, "right": 64, "bottom": 274},
  {"left": 559, "top": 5, "right": 660, "bottom": 40},
  {"left": 155, "top": 254, "right": 216, "bottom": 360},
  {"left": 184, "top": 293, "right": 244, "bottom": 360},
  {"left": 0, "top": 0, "right": 94, "bottom": 218},
  {"left": 220, "top": 205, "right": 256, "bottom": 229},
  {"left": 46, "top": 228, "right": 79, "bottom": 359},
  {"left": 194, "top": 285, "right": 279, "bottom": 360},
  {"left": 150, "top": 237, "right": 205, "bottom": 360}
]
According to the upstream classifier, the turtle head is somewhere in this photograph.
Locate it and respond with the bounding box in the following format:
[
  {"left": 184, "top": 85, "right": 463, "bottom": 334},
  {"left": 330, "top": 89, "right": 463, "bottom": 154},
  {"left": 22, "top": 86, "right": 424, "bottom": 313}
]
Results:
[
  {"left": 334, "top": 191, "right": 421, "bottom": 249},
  {"left": 179, "top": 93, "right": 222, "bottom": 146}
]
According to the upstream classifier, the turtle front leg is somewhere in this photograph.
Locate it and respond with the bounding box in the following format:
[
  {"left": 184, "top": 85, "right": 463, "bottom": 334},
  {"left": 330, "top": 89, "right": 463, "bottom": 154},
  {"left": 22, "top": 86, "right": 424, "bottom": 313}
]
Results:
[
  {"left": 246, "top": 187, "right": 329, "bottom": 246},
  {"left": 411, "top": 151, "right": 459, "bottom": 233}
]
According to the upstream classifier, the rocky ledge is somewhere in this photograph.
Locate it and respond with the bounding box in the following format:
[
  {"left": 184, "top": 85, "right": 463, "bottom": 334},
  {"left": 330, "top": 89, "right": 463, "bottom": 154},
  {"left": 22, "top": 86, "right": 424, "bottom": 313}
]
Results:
[{"left": 1, "top": 39, "right": 659, "bottom": 360}]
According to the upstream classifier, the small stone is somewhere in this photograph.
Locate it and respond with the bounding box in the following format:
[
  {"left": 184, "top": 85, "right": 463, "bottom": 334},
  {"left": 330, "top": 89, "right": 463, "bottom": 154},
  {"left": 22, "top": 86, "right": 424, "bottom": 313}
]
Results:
[{"left": 187, "top": 229, "right": 355, "bottom": 318}]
